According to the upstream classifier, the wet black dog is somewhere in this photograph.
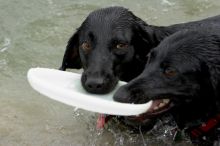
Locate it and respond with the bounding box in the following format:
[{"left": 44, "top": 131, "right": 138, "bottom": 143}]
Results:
[
  {"left": 113, "top": 27, "right": 220, "bottom": 145},
  {"left": 60, "top": 6, "right": 220, "bottom": 94}
]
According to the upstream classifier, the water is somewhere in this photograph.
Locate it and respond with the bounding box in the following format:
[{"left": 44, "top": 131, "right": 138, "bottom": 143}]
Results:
[{"left": 0, "top": 0, "right": 220, "bottom": 145}]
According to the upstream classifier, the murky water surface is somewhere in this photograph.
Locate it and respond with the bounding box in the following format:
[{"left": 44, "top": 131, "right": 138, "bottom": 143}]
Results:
[{"left": 1, "top": 0, "right": 220, "bottom": 145}]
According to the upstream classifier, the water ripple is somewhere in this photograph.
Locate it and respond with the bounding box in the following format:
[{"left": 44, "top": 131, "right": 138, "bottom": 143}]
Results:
[
  {"left": 161, "top": 0, "right": 175, "bottom": 6},
  {"left": 0, "top": 59, "right": 7, "bottom": 68},
  {"left": 0, "top": 37, "right": 11, "bottom": 52}
]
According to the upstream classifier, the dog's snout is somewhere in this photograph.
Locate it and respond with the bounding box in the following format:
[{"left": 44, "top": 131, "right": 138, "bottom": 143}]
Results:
[
  {"left": 85, "top": 78, "right": 104, "bottom": 90},
  {"left": 81, "top": 71, "right": 118, "bottom": 94},
  {"left": 82, "top": 72, "right": 109, "bottom": 94},
  {"left": 113, "top": 87, "right": 131, "bottom": 103}
]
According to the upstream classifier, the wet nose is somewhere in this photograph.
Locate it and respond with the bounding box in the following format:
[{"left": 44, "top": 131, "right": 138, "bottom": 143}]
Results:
[
  {"left": 113, "top": 87, "right": 131, "bottom": 103},
  {"left": 84, "top": 77, "right": 105, "bottom": 92},
  {"left": 81, "top": 70, "right": 118, "bottom": 94},
  {"left": 84, "top": 77, "right": 106, "bottom": 94}
]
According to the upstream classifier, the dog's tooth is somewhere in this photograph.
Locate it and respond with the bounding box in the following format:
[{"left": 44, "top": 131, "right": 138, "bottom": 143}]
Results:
[
  {"left": 159, "top": 102, "right": 165, "bottom": 108},
  {"left": 153, "top": 106, "right": 159, "bottom": 110},
  {"left": 163, "top": 99, "right": 170, "bottom": 104}
]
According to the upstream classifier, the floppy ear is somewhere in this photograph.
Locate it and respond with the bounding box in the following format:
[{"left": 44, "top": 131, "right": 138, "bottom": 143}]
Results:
[
  {"left": 207, "top": 64, "right": 220, "bottom": 97},
  {"left": 59, "top": 31, "right": 82, "bottom": 71},
  {"left": 131, "top": 18, "right": 155, "bottom": 63},
  {"left": 199, "top": 62, "right": 220, "bottom": 111}
]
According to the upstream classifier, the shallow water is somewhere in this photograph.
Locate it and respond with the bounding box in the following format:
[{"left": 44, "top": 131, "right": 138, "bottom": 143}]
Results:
[{"left": 1, "top": 0, "right": 220, "bottom": 145}]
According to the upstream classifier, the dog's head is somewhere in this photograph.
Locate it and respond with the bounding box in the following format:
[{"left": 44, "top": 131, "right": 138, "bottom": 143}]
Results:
[
  {"left": 60, "top": 7, "right": 154, "bottom": 94},
  {"left": 114, "top": 29, "right": 220, "bottom": 127}
]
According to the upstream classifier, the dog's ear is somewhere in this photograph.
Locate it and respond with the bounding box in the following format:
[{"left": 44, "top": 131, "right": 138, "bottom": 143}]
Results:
[
  {"left": 132, "top": 18, "right": 155, "bottom": 63},
  {"left": 199, "top": 62, "right": 219, "bottom": 97},
  {"left": 200, "top": 62, "right": 220, "bottom": 110},
  {"left": 206, "top": 64, "right": 219, "bottom": 96},
  {"left": 59, "top": 31, "right": 82, "bottom": 71}
]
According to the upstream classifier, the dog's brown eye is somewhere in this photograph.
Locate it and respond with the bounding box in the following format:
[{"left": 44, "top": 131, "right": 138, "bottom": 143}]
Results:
[
  {"left": 116, "top": 43, "right": 128, "bottom": 49},
  {"left": 81, "top": 42, "right": 91, "bottom": 53},
  {"left": 164, "top": 67, "right": 177, "bottom": 77}
]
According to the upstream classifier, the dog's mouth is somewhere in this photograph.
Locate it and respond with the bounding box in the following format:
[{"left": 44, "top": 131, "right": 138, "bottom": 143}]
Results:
[
  {"left": 96, "top": 99, "right": 174, "bottom": 129},
  {"left": 128, "top": 99, "right": 174, "bottom": 122}
]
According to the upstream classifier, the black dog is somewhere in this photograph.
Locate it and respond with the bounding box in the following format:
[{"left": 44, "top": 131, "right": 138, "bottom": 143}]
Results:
[
  {"left": 60, "top": 6, "right": 220, "bottom": 94},
  {"left": 113, "top": 27, "right": 220, "bottom": 145}
]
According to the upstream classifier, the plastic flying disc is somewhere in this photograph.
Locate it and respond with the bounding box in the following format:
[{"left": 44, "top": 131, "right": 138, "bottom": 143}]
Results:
[{"left": 27, "top": 68, "right": 152, "bottom": 116}]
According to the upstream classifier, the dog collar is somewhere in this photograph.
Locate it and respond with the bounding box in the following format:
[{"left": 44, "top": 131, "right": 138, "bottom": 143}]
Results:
[{"left": 184, "top": 113, "right": 220, "bottom": 144}]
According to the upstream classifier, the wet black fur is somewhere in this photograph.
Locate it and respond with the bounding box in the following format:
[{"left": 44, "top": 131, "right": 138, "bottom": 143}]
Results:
[
  {"left": 113, "top": 27, "right": 220, "bottom": 144},
  {"left": 60, "top": 6, "right": 220, "bottom": 94}
]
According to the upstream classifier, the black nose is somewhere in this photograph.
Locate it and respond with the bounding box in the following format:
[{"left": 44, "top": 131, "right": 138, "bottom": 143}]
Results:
[
  {"left": 82, "top": 77, "right": 114, "bottom": 94},
  {"left": 81, "top": 71, "right": 118, "bottom": 94},
  {"left": 113, "top": 86, "right": 131, "bottom": 103},
  {"left": 85, "top": 78, "right": 104, "bottom": 90}
]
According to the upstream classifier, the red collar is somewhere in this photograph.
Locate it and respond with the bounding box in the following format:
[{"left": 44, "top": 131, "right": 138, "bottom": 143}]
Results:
[{"left": 186, "top": 113, "right": 220, "bottom": 139}]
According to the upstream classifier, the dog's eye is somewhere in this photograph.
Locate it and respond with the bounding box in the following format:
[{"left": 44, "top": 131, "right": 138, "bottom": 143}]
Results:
[
  {"left": 81, "top": 42, "right": 91, "bottom": 53},
  {"left": 116, "top": 43, "right": 128, "bottom": 49},
  {"left": 164, "top": 67, "right": 177, "bottom": 77}
]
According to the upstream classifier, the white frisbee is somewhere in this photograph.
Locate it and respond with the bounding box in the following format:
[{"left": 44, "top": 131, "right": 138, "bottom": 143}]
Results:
[{"left": 27, "top": 68, "right": 152, "bottom": 116}]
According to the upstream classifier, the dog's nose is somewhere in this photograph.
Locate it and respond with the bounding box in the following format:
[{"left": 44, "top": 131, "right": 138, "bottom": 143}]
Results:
[
  {"left": 81, "top": 71, "right": 118, "bottom": 94},
  {"left": 84, "top": 78, "right": 105, "bottom": 92},
  {"left": 113, "top": 87, "right": 131, "bottom": 103}
]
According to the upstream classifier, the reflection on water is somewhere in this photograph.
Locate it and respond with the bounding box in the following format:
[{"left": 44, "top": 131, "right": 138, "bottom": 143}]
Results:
[{"left": 0, "top": 0, "right": 220, "bottom": 145}]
